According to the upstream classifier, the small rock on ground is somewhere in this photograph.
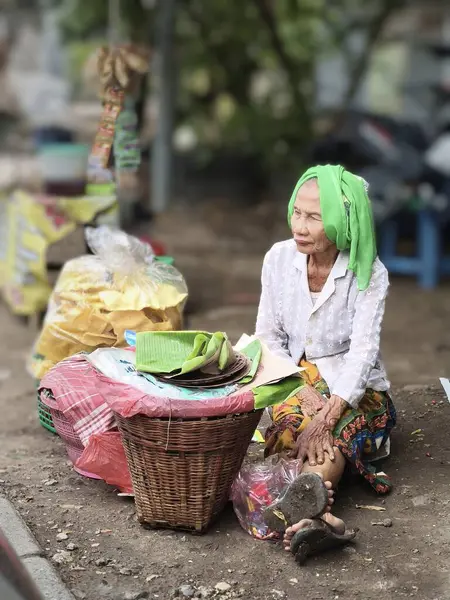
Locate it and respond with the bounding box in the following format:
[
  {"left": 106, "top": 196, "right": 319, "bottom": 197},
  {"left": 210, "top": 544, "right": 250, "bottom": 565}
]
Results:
[
  {"left": 66, "top": 543, "right": 78, "bottom": 551},
  {"left": 177, "top": 585, "right": 196, "bottom": 598},
  {"left": 52, "top": 550, "right": 73, "bottom": 565},
  {"left": 215, "top": 582, "right": 232, "bottom": 593},
  {"left": 122, "top": 592, "right": 149, "bottom": 600}
]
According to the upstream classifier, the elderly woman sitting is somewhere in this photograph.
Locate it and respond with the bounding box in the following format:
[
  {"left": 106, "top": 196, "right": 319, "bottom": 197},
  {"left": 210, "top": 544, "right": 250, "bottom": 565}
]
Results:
[{"left": 256, "top": 165, "right": 396, "bottom": 564}]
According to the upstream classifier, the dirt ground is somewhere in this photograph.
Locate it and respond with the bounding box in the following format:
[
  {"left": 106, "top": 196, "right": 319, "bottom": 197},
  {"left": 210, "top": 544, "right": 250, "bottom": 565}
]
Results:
[{"left": 1, "top": 201, "right": 450, "bottom": 600}]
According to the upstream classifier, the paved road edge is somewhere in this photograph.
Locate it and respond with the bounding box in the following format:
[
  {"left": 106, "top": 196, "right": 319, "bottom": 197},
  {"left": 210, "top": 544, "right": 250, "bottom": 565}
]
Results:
[{"left": 0, "top": 496, "right": 74, "bottom": 600}]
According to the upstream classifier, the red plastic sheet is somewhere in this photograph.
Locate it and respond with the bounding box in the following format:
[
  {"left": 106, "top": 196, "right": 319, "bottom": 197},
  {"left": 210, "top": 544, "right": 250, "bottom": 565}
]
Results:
[{"left": 95, "top": 370, "right": 256, "bottom": 419}]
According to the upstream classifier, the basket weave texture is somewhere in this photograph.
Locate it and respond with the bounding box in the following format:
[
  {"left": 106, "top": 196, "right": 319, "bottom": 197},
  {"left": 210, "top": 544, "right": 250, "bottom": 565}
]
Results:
[
  {"left": 37, "top": 394, "right": 57, "bottom": 434},
  {"left": 115, "top": 410, "right": 262, "bottom": 533}
]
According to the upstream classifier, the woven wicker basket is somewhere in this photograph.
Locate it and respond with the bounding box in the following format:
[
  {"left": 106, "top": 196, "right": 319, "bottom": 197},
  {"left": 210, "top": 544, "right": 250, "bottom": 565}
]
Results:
[{"left": 115, "top": 410, "right": 262, "bottom": 533}]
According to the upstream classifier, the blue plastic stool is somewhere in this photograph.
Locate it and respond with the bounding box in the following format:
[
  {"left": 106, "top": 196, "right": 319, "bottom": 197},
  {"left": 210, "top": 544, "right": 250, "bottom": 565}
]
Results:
[{"left": 379, "top": 209, "right": 450, "bottom": 289}]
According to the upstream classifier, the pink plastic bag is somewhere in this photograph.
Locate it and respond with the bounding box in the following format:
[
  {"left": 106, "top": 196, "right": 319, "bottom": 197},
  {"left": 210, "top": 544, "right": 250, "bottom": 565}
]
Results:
[
  {"left": 76, "top": 432, "right": 133, "bottom": 494},
  {"left": 230, "top": 457, "right": 303, "bottom": 540}
]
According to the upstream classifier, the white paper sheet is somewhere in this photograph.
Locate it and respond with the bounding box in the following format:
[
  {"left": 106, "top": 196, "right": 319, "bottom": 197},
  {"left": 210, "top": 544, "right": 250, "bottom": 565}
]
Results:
[
  {"left": 235, "top": 334, "right": 303, "bottom": 393},
  {"left": 439, "top": 377, "right": 450, "bottom": 401}
]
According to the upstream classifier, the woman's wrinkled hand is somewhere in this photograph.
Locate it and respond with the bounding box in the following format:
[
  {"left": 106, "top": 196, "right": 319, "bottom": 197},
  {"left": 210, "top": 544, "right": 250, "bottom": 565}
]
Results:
[
  {"left": 289, "top": 415, "right": 335, "bottom": 467},
  {"left": 298, "top": 385, "right": 326, "bottom": 418},
  {"left": 289, "top": 394, "right": 348, "bottom": 466}
]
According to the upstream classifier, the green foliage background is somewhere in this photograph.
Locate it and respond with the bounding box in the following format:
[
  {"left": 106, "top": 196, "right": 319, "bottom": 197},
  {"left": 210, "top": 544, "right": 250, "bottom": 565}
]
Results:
[{"left": 59, "top": 0, "right": 403, "bottom": 170}]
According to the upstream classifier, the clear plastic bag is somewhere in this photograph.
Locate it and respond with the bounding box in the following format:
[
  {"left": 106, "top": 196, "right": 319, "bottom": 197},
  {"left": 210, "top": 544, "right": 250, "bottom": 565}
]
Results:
[
  {"left": 30, "top": 226, "right": 188, "bottom": 379},
  {"left": 231, "top": 456, "right": 303, "bottom": 540}
]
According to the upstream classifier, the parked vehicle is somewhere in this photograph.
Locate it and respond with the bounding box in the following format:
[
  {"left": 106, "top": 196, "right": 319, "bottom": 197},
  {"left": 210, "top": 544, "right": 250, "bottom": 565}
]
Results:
[{"left": 310, "top": 109, "right": 450, "bottom": 223}]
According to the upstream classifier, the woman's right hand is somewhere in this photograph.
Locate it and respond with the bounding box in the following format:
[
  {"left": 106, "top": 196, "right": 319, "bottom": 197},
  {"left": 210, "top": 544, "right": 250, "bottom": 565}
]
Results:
[
  {"left": 298, "top": 385, "right": 326, "bottom": 418},
  {"left": 289, "top": 413, "right": 335, "bottom": 465}
]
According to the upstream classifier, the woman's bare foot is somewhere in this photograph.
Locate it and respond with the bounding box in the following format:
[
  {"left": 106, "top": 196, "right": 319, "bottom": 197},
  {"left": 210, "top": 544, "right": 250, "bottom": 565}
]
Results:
[{"left": 283, "top": 481, "right": 346, "bottom": 551}]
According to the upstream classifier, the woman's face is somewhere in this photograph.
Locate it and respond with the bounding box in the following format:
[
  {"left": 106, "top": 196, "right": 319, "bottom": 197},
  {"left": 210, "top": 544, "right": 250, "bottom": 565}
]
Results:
[{"left": 290, "top": 179, "right": 335, "bottom": 255}]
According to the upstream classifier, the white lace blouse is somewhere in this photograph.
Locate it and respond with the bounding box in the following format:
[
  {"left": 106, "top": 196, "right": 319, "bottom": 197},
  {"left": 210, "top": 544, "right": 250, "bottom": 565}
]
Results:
[{"left": 255, "top": 239, "right": 390, "bottom": 408}]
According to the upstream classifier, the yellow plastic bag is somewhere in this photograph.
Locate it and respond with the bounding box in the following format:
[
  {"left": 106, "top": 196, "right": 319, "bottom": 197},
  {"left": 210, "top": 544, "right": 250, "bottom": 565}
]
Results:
[
  {"left": 29, "top": 227, "right": 188, "bottom": 379},
  {"left": 0, "top": 190, "right": 118, "bottom": 316}
]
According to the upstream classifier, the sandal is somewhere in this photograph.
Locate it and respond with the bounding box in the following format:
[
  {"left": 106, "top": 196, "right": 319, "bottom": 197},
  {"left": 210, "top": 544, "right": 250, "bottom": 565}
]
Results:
[
  {"left": 290, "top": 519, "right": 357, "bottom": 565},
  {"left": 263, "top": 472, "right": 329, "bottom": 533}
]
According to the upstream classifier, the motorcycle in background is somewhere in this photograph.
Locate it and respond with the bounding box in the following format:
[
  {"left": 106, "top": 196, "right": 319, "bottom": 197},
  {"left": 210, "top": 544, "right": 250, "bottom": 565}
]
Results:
[{"left": 309, "top": 109, "right": 450, "bottom": 223}]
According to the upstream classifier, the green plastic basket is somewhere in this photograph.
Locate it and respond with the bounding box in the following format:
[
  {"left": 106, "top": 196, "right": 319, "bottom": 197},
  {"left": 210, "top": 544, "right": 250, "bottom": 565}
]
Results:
[{"left": 36, "top": 383, "right": 56, "bottom": 434}]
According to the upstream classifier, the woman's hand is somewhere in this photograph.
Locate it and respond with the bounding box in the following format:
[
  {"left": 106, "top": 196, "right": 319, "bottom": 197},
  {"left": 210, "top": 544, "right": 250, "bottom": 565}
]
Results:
[
  {"left": 290, "top": 394, "right": 348, "bottom": 466},
  {"left": 289, "top": 414, "right": 335, "bottom": 466},
  {"left": 298, "top": 385, "right": 326, "bottom": 418}
]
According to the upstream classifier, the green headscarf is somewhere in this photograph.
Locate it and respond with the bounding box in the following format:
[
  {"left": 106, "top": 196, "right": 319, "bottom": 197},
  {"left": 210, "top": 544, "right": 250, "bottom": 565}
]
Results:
[{"left": 287, "top": 164, "right": 377, "bottom": 291}]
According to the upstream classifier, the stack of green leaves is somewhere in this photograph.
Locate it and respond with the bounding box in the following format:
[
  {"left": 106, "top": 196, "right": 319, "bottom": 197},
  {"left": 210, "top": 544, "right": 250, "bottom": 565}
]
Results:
[{"left": 135, "top": 330, "right": 235, "bottom": 376}]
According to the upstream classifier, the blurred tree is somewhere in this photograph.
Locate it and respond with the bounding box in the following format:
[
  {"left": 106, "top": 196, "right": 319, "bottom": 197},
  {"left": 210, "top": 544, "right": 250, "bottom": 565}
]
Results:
[
  {"left": 57, "top": 0, "right": 407, "bottom": 169},
  {"left": 59, "top": 0, "right": 152, "bottom": 43},
  {"left": 176, "top": 0, "right": 407, "bottom": 168},
  {"left": 177, "top": 0, "right": 318, "bottom": 167}
]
